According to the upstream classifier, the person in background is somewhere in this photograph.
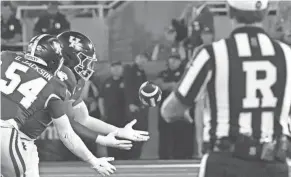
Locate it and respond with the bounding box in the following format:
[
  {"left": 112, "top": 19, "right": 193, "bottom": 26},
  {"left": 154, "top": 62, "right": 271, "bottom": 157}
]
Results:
[
  {"left": 34, "top": 2, "right": 70, "bottom": 35},
  {"left": 200, "top": 25, "right": 215, "bottom": 45},
  {"left": 165, "top": 19, "right": 189, "bottom": 62},
  {"left": 165, "top": 18, "right": 205, "bottom": 68},
  {"left": 179, "top": 2, "right": 214, "bottom": 66},
  {"left": 123, "top": 54, "right": 149, "bottom": 159},
  {"left": 1, "top": 3, "right": 22, "bottom": 51},
  {"left": 99, "top": 61, "right": 128, "bottom": 160},
  {"left": 151, "top": 39, "right": 173, "bottom": 62},
  {"left": 151, "top": 18, "right": 188, "bottom": 62},
  {"left": 184, "top": 20, "right": 203, "bottom": 63},
  {"left": 155, "top": 54, "right": 194, "bottom": 159}
]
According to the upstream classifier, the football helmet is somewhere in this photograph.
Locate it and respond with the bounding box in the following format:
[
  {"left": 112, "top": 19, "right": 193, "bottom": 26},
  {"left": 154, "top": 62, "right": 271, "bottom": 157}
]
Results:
[
  {"left": 57, "top": 31, "right": 97, "bottom": 81},
  {"left": 25, "top": 34, "right": 64, "bottom": 75}
]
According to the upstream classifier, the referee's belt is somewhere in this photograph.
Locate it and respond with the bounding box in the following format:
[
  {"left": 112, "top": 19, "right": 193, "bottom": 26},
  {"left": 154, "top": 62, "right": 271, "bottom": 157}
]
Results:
[{"left": 213, "top": 135, "right": 288, "bottom": 162}]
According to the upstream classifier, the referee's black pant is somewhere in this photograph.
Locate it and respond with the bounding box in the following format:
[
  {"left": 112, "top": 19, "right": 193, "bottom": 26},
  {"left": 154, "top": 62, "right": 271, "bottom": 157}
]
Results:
[{"left": 198, "top": 152, "right": 289, "bottom": 177}]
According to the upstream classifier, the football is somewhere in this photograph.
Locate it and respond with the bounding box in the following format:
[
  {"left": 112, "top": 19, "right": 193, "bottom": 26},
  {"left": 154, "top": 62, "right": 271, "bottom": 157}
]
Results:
[{"left": 139, "top": 81, "right": 162, "bottom": 107}]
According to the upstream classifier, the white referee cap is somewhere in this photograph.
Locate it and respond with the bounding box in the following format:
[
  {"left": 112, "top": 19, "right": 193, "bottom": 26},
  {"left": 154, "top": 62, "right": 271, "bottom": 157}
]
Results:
[{"left": 227, "top": 0, "right": 269, "bottom": 11}]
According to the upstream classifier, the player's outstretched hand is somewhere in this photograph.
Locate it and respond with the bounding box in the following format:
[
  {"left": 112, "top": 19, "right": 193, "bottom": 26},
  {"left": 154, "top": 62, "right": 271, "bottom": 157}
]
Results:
[
  {"left": 97, "top": 131, "right": 133, "bottom": 150},
  {"left": 117, "top": 119, "right": 150, "bottom": 142},
  {"left": 91, "top": 157, "right": 116, "bottom": 177}
]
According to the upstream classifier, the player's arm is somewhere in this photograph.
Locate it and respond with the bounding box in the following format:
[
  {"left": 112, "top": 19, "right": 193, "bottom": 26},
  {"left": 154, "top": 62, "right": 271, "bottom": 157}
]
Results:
[
  {"left": 72, "top": 101, "right": 118, "bottom": 134},
  {"left": 69, "top": 119, "right": 99, "bottom": 142},
  {"left": 72, "top": 101, "right": 149, "bottom": 142},
  {"left": 68, "top": 106, "right": 132, "bottom": 150},
  {"left": 46, "top": 96, "right": 116, "bottom": 176},
  {"left": 70, "top": 118, "right": 132, "bottom": 150},
  {"left": 161, "top": 47, "right": 213, "bottom": 123},
  {"left": 62, "top": 98, "right": 132, "bottom": 149}
]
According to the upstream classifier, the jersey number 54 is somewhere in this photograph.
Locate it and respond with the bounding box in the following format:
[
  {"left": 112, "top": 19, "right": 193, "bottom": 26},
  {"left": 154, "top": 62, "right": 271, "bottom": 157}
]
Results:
[{"left": 0, "top": 61, "right": 48, "bottom": 109}]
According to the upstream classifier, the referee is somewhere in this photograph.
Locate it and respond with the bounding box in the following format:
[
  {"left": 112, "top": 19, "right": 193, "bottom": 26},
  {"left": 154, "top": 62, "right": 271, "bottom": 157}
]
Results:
[{"left": 161, "top": 0, "right": 290, "bottom": 176}]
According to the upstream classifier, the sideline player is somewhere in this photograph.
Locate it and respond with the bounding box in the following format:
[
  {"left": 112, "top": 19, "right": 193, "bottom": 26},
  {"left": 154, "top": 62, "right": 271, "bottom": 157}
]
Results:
[
  {"left": 56, "top": 31, "right": 150, "bottom": 143},
  {"left": 0, "top": 35, "right": 116, "bottom": 177},
  {"left": 161, "top": 0, "right": 290, "bottom": 176}
]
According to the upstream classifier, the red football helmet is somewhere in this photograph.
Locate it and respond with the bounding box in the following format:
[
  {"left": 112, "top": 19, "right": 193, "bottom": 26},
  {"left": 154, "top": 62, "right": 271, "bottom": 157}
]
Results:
[{"left": 25, "top": 34, "right": 64, "bottom": 75}]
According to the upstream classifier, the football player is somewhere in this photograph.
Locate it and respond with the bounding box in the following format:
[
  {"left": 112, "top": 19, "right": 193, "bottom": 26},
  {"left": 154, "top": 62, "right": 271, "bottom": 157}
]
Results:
[
  {"left": 0, "top": 34, "right": 116, "bottom": 177},
  {"left": 18, "top": 31, "right": 148, "bottom": 169},
  {"left": 56, "top": 31, "right": 150, "bottom": 144}
]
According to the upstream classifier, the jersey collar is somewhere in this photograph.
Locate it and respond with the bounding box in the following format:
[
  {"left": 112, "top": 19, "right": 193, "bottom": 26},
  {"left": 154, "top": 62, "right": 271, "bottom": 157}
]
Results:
[{"left": 230, "top": 26, "right": 268, "bottom": 37}]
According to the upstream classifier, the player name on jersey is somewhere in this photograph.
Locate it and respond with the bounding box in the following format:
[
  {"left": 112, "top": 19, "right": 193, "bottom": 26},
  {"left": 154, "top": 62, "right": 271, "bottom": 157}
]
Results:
[{"left": 15, "top": 56, "right": 53, "bottom": 81}]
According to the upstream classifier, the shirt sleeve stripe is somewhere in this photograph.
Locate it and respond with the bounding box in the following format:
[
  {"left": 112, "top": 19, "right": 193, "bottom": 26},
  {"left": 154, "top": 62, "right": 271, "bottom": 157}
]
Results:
[
  {"left": 195, "top": 70, "right": 212, "bottom": 102},
  {"left": 178, "top": 48, "right": 210, "bottom": 97},
  {"left": 44, "top": 94, "right": 61, "bottom": 108}
]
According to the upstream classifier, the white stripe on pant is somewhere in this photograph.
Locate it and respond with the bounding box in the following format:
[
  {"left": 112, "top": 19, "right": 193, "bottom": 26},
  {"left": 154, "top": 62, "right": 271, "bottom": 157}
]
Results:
[
  {"left": 1, "top": 120, "right": 39, "bottom": 177},
  {"left": 198, "top": 153, "right": 210, "bottom": 177}
]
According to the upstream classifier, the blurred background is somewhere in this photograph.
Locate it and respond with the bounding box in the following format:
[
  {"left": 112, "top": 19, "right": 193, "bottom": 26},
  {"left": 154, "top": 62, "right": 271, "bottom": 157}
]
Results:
[{"left": 1, "top": 0, "right": 291, "bottom": 162}]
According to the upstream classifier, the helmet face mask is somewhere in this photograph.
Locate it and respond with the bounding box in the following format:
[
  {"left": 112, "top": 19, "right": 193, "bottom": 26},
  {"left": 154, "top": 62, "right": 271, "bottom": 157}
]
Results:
[{"left": 74, "top": 52, "right": 97, "bottom": 81}]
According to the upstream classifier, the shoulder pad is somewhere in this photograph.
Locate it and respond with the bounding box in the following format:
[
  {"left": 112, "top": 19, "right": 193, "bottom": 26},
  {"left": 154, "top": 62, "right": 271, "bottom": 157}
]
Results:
[
  {"left": 59, "top": 66, "right": 77, "bottom": 94},
  {"left": 51, "top": 77, "right": 68, "bottom": 101}
]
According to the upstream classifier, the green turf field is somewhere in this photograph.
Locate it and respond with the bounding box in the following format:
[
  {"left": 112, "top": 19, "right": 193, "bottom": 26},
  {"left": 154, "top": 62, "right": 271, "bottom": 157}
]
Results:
[
  {"left": 39, "top": 160, "right": 200, "bottom": 177},
  {"left": 40, "top": 159, "right": 291, "bottom": 177}
]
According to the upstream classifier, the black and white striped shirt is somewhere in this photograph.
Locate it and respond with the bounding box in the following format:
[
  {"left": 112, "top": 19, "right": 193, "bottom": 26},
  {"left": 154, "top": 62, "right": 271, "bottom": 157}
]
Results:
[{"left": 175, "top": 26, "right": 291, "bottom": 143}]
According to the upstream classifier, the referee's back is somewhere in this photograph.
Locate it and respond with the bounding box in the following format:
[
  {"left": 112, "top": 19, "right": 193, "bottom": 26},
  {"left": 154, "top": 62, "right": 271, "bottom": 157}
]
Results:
[
  {"left": 204, "top": 26, "right": 291, "bottom": 143},
  {"left": 161, "top": 0, "right": 290, "bottom": 176}
]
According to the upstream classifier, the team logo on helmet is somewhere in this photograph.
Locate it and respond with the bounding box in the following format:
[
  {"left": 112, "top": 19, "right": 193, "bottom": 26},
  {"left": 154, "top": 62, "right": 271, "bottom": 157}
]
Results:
[
  {"left": 69, "top": 36, "right": 82, "bottom": 50},
  {"left": 74, "top": 52, "right": 97, "bottom": 81},
  {"left": 51, "top": 41, "right": 62, "bottom": 55}
]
